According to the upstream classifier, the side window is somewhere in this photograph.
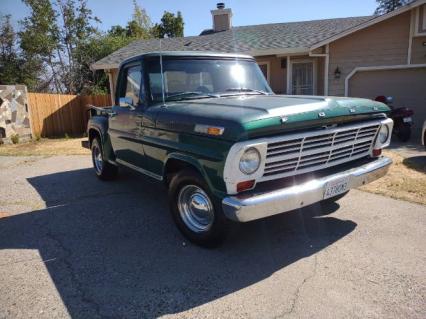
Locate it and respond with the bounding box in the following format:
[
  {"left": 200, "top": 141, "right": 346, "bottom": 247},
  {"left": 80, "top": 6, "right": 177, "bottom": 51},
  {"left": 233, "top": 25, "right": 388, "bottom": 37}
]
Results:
[{"left": 120, "top": 65, "right": 142, "bottom": 106}]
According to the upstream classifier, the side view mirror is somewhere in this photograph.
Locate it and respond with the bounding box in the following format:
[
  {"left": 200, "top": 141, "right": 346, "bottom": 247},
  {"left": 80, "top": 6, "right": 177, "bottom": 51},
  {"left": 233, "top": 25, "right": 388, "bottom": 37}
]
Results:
[{"left": 119, "top": 96, "right": 136, "bottom": 110}]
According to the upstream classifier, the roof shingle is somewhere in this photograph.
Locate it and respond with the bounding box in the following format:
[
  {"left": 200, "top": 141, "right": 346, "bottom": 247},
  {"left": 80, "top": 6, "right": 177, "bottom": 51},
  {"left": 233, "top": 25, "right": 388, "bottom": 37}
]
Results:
[{"left": 92, "top": 16, "right": 373, "bottom": 70}]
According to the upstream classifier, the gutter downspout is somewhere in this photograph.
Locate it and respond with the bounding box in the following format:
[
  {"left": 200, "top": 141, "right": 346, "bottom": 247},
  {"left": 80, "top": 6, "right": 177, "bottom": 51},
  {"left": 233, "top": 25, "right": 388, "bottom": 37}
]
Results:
[
  {"left": 286, "top": 56, "right": 292, "bottom": 94},
  {"left": 309, "top": 44, "right": 329, "bottom": 96}
]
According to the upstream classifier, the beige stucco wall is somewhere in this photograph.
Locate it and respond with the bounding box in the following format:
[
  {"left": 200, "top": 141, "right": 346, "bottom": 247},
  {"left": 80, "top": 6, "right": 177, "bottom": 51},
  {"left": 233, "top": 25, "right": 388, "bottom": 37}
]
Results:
[
  {"left": 256, "top": 55, "right": 325, "bottom": 95},
  {"left": 316, "top": 56, "right": 325, "bottom": 96},
  {"left": 256, "top": 56, "right": 287, "bottom": 94},
  {"left": 328, "top": 11, "right": 411, "bottom": 96},
  {"left": 411, "top": 36, "right": 426, "bottom": 64}
]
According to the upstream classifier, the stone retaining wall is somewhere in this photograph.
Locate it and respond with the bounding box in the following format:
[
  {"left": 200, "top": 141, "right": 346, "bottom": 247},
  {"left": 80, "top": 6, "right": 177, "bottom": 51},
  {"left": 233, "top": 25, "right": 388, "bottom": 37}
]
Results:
[{"left": 0, "top": 85, "right": 32, "bottom": 143}]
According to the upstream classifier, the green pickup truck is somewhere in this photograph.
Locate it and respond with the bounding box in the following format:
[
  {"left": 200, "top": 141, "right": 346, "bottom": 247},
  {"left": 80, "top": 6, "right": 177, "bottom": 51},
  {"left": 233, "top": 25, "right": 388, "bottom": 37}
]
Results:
[{"left": 86, "top": 51, "right": 393, "bottom": 247}]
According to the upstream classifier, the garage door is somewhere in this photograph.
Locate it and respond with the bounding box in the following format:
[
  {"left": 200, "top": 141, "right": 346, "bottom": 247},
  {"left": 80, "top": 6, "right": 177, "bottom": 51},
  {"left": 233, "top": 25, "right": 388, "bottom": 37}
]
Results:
[{"left": 349, "top": 67, "right": 426, "bottom": 138}]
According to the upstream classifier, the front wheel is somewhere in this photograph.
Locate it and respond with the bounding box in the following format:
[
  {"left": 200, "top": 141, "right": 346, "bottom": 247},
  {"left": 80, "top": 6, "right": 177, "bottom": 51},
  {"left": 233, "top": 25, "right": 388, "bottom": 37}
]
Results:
[{"left": 168, "top": 168, "right": 230, "bottom": 248}]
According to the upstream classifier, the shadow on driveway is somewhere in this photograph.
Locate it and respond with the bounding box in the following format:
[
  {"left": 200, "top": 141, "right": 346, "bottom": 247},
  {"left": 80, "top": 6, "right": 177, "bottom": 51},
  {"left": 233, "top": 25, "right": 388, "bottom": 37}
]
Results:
[{"left": 0, "top": 167, "right": 356, "bottom": 318}]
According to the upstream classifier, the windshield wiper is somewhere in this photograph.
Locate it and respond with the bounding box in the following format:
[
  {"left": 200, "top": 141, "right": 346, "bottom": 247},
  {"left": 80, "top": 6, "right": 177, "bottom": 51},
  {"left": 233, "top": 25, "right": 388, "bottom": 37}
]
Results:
[
  {"left": 224, "top": 88, "right": 269, "bottom": 95},
  {"left": 165, "top": 91, "right": 219, "bottom": 101}
]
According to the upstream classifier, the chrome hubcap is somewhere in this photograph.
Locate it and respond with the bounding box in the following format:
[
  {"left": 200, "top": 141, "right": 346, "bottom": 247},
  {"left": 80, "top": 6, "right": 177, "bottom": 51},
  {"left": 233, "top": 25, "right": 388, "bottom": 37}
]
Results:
[
  {"left": 92, "top": 144, "right": 103, "bottom": 173},
  {"left": 178, "top": 185, "right": 214, "bottom": 233}
]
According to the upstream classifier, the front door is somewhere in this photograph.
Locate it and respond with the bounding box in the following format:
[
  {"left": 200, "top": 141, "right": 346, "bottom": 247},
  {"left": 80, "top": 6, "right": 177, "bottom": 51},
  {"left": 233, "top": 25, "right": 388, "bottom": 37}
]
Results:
[
  {"left": 292, "top": 61, "right": 314, "bottom": 95},
  {"left": 109, "top": 63, "right": 146, "bottom": 167}
]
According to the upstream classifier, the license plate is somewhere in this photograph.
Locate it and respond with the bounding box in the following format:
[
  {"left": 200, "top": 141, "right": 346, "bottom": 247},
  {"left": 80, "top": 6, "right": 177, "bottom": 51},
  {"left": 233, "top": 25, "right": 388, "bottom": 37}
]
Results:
[
  {"left": 403, "top": 117, "right": 412, "bottom": 123},
  {"left": 324, "top": 177, "right": 350, "bottom": 199}
]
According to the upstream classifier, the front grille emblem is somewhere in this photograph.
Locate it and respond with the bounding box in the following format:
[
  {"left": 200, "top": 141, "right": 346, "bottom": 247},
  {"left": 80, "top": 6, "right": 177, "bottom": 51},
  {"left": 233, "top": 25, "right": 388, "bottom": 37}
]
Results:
[
  {"left": 349, "top": 108, "right": 356, "bottom": 113},
  {"left": 318, "top": 112, "right": 326, "bottom": 118},
  {"left": 281, "top": 116, "right": 288, "bottom": 123}
]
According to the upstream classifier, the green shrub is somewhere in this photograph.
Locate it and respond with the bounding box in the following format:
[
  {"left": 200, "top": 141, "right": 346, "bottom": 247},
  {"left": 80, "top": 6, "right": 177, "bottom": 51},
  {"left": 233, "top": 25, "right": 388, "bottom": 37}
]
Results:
[
  {"left": 33, "top": 133, "right": 41, "bottom": 142},
  {"left": 11, "top": 134, "right": 19, "bottom": 144}
]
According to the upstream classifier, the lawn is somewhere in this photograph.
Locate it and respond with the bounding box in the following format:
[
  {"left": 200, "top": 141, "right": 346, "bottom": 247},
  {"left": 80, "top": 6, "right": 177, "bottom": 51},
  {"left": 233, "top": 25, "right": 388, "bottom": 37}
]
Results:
[
  {"left": 0, "top": 138, "right": 90, "bottom": 156},
  {"left": 1, "top": 139, "right": 425, "bottom": 205},
  {"left": 360, "top": 150, "right": 426, "bottom": 206}
]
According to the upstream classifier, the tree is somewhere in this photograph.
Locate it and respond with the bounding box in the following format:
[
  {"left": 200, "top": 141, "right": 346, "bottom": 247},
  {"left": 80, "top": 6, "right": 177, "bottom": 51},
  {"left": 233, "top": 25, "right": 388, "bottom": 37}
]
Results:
[
  {"left": 56, "top": 0, "right": 101, "bottom": 93},
  {"left": 108, "top": 25, "right": 127, "bottom": 37},
  {"left": 0, "top": 14, "right": 32, "bottom": 86},
  {"left": 12, "top": 0, "right": 184, "bottom": 94},
  {"left": 132, "top": 0, "right": 152, "bottom": 32},
  {"left": 19, "top": 0, "right": 60, "bottom": 91},
  {"left": 374, "top": 0, "right": 412, "bottom": 15},
  {"left": 75, "top": 34, "right": 134, "bottom": 94},
  {"left": 0, "top": 15, "right": 19, "bottom": 84},
  {"left": 152, "top": 11, "right": 184, "bottom": 38}
]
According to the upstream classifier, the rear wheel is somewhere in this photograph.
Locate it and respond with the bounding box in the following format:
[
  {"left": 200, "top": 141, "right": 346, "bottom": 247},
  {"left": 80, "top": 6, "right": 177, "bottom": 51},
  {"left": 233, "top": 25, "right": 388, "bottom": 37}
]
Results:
[
  {"left": 168, "top": 168, "right": 230, "bottom": 248},
  {"left": 91, "top": 137, "right": 118, "bottom": 180}
]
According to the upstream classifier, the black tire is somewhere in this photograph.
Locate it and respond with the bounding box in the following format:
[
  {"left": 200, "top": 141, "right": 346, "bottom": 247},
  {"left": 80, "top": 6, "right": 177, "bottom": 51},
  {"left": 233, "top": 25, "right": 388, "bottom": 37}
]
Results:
[
  {"left": 396, "top": 124, "right": 411, "bottom": 142},
  {"left": 91, "top": 137, "right": 118, "bottom": 180},
  {"left": 321, "top": 191, "right": 349, "bottom": 207},
  {"left": 168, "top": 168, "right": 230, "bottom": 248}
]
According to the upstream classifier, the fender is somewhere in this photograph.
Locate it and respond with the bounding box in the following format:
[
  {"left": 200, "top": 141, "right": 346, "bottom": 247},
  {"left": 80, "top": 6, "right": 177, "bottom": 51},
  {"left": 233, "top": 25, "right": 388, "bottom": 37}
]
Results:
[
  {"left": 87, "top": 116, "right": 116, "bottom": 163},
  {"left": 163, "top": 152, "right": 227, "bottom": 198}
]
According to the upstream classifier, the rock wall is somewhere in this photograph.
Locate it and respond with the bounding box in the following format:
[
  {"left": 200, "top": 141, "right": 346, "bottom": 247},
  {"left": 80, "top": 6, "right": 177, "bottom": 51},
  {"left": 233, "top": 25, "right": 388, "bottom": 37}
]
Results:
[{"left": 0, "top": 85, "right": 32, "bottom": 143}]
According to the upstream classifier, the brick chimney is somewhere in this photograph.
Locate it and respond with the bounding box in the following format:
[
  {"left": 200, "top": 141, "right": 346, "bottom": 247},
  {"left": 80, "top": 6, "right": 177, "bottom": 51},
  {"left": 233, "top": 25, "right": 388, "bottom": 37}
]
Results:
[{"left": 211, "top": 3, "right": 232, "bottom": 32}]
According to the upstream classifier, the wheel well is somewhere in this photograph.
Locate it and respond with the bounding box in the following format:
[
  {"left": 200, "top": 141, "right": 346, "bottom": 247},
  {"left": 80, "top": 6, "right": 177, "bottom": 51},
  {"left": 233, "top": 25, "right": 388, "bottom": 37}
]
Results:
[
  {"left": 164, "top": 159, "right": 198, "bottom": 185},
  {"left": 88, "top": 129, "right": 101, "bottom": 146}
]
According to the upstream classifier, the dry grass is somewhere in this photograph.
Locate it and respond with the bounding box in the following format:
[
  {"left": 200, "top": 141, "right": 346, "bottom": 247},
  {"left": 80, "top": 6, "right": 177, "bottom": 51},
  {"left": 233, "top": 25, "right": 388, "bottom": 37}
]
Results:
[
  {"left": 360, "top": 150, "right": 426, "bottom": 205},
  {"left": 0, "top": 138, "right": 90, "bottom": 156}
]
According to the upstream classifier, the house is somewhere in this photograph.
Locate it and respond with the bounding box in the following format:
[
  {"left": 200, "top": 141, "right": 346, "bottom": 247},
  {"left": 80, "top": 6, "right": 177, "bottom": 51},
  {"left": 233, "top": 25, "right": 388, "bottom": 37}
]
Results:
[{"left": 92, "top": 1, "right": 426, "bottom": 136}]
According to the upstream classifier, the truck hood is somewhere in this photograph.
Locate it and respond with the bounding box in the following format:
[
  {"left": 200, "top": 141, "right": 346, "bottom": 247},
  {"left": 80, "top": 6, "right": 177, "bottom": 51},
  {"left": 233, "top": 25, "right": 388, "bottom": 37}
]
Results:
[{"left": 155, "top": 95, "right": 390, "bottom": 141}]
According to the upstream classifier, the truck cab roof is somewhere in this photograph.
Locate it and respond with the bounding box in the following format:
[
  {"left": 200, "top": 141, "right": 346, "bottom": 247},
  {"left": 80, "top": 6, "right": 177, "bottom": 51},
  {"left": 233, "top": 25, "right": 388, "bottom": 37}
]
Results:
[{"left": 119, "top": 51, "right": 254, "bottom": 67}]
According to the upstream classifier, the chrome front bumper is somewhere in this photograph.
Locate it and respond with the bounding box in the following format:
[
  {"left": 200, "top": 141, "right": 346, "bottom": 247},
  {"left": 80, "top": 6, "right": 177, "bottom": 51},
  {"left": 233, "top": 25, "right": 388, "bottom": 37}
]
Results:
[{"left": 222, "top": 156, "right": 392, "bottom": 222}]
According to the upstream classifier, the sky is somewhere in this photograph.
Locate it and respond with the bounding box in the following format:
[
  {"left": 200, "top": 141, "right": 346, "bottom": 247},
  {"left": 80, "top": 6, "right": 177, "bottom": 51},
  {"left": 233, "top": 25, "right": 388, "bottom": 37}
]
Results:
[{"left": 1, "top": 0, "right": 378, "bottom": 36}]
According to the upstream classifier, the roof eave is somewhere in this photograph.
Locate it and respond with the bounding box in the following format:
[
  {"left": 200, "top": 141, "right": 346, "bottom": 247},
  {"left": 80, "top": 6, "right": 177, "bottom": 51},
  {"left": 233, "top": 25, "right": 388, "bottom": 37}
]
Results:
[
  {"left": 91, "top": 63, "right": 119, "bottom": 71},
  {"left": 310, "top": 0, "right": 426, "bottom": 50}
]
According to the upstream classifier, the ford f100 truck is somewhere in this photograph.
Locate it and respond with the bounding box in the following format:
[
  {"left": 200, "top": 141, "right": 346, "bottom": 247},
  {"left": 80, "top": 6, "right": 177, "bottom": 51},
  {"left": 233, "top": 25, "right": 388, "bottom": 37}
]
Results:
[{"left": 86, "top": 51, "right": 393, "bottom": 247}]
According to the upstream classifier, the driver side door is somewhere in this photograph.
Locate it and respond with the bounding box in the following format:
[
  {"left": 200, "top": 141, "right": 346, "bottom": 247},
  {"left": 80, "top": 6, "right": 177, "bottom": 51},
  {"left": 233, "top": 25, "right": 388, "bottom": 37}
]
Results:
[{"left": 109, "top": 62, "right": 146, "bottom": 168}]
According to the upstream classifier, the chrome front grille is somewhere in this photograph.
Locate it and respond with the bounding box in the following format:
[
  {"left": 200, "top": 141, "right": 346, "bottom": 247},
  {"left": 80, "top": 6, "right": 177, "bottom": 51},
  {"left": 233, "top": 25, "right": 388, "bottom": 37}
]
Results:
[{"left": 261, "top": 122, "right": 380, "bottom": 181}]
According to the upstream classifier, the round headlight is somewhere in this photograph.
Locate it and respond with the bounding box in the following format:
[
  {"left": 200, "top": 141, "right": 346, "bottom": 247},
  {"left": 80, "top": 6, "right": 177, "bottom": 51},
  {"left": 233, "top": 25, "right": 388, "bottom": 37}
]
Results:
[
  {"left": 239, "top": 148, "right": 261, "bottom": 175},
  {"left": 378, "top": 125, "right": 389, "bottom": 144}
]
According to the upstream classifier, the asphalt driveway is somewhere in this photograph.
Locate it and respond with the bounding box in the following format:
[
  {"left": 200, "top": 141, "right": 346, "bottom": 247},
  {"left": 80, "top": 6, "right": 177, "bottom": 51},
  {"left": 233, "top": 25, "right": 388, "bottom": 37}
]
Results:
[{"left": 0, "top": 155, "right": 425, "bottom": 319}]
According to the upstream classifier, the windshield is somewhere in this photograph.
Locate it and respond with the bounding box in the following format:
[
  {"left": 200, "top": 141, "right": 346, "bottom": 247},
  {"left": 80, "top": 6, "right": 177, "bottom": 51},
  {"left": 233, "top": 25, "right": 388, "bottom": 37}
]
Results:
[{"left": 146, "top": 58, "right": 273, "bottom": 103}]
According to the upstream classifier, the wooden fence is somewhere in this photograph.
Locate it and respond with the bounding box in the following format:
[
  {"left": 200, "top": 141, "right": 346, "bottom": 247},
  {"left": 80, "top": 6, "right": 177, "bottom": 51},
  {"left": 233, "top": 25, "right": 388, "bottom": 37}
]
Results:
[{"left": 28, "top": 93, "right": 111, "bottom": 137}]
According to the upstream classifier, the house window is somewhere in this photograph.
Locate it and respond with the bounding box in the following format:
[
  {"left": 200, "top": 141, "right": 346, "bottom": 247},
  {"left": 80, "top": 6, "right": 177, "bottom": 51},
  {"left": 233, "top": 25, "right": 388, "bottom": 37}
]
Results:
[{"left": 257, "top": 62, "right": 270, "bottom": 84}]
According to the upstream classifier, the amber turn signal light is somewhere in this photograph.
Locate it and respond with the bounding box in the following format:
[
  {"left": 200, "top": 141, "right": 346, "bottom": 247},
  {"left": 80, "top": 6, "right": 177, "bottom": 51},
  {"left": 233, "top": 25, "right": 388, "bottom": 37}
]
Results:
[
  {"left": 194, "top": 124, "right": 224, "bottom": 136},
  {"left": 207, "top": 127, "right": 223, "bottom": 136},
  {"left": 237, "top": 180, "right": 255, "bottom": 193},
  {"left": 372, "top": 148, "right": 382, "bottom": 157}
]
